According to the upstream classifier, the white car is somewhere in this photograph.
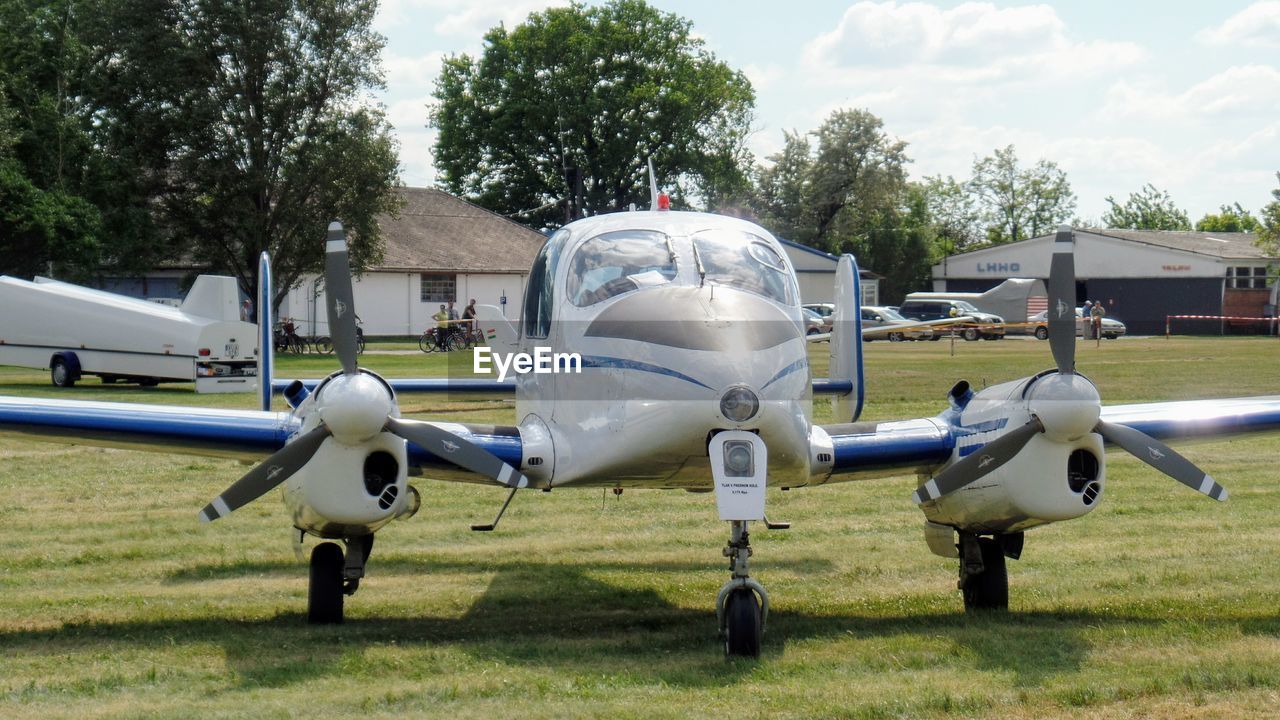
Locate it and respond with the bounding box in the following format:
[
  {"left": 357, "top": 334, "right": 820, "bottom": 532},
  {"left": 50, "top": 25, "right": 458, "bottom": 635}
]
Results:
[
  {"left": 1030, "top": 308, "right": 1126, "bottom": 340},
  {"left": 861, "top": 305, "right": 934, "bottom": 341}
]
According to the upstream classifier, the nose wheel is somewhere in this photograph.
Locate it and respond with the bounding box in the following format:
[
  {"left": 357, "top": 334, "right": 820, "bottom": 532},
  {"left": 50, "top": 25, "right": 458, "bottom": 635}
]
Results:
[
  {"left": 307, "top": 534, "right": 374, "bottom": 624},
  {"left": 715, "top": 520, "right": 768, "bottom": 658}
]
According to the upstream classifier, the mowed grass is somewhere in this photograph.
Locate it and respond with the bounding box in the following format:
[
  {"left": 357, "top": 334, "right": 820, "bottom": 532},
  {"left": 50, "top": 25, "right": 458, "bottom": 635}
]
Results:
[{"left": 1, "top": 336, "right": 1279, "bottom": 719}]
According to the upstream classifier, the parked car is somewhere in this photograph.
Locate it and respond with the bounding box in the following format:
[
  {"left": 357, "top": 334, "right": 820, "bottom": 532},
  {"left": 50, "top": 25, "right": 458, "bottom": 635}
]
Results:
[
  {"left": 801, "top": 307, "right": 827, "bottom": 335},
  {"left": 897, "top": 299, "right": 1005, "bottom": 341},
  {"left": 1029, "top": 308, "right": 1127, "bottom": 340},
  {"left": 802, "top": 302, "right": 835, "bottom": 332},
  {"left": 861, "top": 305, "right": 933, "bottom": 341}
]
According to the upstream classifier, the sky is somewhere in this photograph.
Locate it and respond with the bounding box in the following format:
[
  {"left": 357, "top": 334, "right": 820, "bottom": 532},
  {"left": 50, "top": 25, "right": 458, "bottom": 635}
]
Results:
[{"left": 372, "top": 0, "right": 1280, "bottom": 223}]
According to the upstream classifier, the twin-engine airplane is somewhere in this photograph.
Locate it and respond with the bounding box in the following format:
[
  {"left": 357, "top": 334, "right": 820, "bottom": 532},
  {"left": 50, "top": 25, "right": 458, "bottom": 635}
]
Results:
[{"left": 2, "top": 207, "right": 1279, "bottom": 658}]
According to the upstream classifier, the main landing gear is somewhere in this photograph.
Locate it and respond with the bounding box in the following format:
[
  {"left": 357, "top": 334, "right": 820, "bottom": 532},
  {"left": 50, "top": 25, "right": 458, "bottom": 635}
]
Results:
[
  {"left": 957, "top": 531, "right": 1021, "bottom": 611},
  {"left": 716, "top": 520, "right": 769, "bottom": 658},
  {"left": 308, "top": 533, "right": 374, "bottom": 624}
]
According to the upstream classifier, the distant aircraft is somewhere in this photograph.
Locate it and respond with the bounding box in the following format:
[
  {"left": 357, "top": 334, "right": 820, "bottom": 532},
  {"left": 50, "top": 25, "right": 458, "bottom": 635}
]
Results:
[{"left": 2, "top": 209, "right": 1278, "bottom": 658}]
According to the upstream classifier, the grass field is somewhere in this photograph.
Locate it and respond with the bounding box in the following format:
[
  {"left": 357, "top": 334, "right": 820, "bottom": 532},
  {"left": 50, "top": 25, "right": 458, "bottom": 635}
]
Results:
[{"left": 2, "top": 337, "right": 1279, "bottom": 719}]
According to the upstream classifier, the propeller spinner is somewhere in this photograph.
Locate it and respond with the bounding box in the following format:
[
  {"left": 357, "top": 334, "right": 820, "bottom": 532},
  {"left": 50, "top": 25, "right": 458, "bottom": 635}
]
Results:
[
  {"left": 199, "top": 222, "right": 530, "bottom": 523},
  {"left": 914, "top": 225, "right": 1226, "bottom": 505}
]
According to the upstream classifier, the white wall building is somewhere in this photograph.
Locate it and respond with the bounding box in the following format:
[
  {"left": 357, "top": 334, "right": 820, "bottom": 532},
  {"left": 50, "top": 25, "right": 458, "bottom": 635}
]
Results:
[
  {"left": 279, "top": 188, "right": 546, "bottom": 337},
  {"left": 781, "top": 239, "right": 880, "bottom": 306}
]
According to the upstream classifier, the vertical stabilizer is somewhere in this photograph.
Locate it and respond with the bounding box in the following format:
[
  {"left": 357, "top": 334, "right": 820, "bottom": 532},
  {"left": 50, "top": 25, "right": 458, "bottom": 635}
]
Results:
[
  {"left": 830, "top": 255, "right": 865, "bottom": 422},
  {"left": 181, "top": 275, "right": 242, "bottom": 321},
  {"left": 258, "top": 252, "right": 273, "bottom": 411}
]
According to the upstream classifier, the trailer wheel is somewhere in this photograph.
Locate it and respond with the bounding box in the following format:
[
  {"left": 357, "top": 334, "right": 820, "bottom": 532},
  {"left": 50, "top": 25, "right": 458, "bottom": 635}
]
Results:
[{"left": 51, "top": 359, "right": 76, "bottom": 388}]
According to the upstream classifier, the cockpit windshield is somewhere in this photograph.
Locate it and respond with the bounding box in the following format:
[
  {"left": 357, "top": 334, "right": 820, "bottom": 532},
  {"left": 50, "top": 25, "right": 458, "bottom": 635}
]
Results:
[
  {"left": 567, "top": 230, "right": 677, "bottom": 306},
  {"left": 691, "top": 229, "right": 797, "bottom": 305}
]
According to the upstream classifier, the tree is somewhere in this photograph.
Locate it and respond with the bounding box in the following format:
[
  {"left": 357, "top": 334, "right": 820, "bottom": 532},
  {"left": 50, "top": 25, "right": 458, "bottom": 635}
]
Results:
[
  {"left": 1195, "top": 202, "right": 1259, "bottom": 232},
  {"left": 749, "top": 109, "right": 908, "bottom": 252},
  {"left": 1102, "top": 184, "right": 1191, "bottom": 230},
  {"left": 432, "top": 0, "right": 754, "bottom": 228},
  {"left": 839, "top": 184, "right": 935, "bottom": 304},
  {"left": 969, "top": 145, "right": 1076, "bottom": 244},
  {"left": 0, "top": 0, "right": 102, "bottom": 278},
  {"left": 1258, "top": 173, "right": 1280, "bottom": 257},
  {"left": 86, "top": 0, "right": 401, "bottom": 310},
  {"left": 919, "top": 174, "right": 983, "bottom": 253}
]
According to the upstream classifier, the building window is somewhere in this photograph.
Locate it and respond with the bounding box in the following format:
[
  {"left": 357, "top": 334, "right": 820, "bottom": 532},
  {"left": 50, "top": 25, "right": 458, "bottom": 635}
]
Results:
[
  {"left": 420, "top": 273, "right": 456, "bottom": 302},
  {"left": 1227, "top": 266, "right": 1269, "bottom": 289}
]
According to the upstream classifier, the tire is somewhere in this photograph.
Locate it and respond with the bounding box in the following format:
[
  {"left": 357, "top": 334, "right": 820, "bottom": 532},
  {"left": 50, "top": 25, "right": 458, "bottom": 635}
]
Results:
[
  {"left": 1104, "top": 334, "right": 1118, "bottom": 340},
  {"left": 445, "top": 333, "right": 464, "bottom": 352},
  {"left": 724, "top": 588, "right": 762, "bottom": 658},
  {"left": 287, "top": 336, "right": 306, "bottom": 355},
  {"left": 962, "top": 328, "right": 980, "bottom": 342},
  {"left": 962, "top": 537, "right": 1008, "bottom": 611},
  {"left": 419, "top": 333, "right": 435, "bottom": 353},
  {"left": 316, "top": 337, "right": 333, "bottom": 354},
  {"left": 929, "top": 334, "right": 942, "bottom": 341},
  {"left": 50, "top": 358, "right": 76, "bottom": 388},
  {"left": 308, "top": 542, "right": 345, "bottom": 624},
  {"left": 888, "top": 332, "right": 904, "bottom": 342},
  {"left": 1034, "top": 326, "right": 1049, "bottom": 340}
]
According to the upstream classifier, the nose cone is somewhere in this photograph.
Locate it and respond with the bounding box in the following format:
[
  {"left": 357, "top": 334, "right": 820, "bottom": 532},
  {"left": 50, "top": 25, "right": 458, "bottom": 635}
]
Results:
[
  {"left": 1027, "top": 373, "right": 1101, "bottom": 442},
  {"left": 316, "top": 373, "right": 394, "bottom": 443}
]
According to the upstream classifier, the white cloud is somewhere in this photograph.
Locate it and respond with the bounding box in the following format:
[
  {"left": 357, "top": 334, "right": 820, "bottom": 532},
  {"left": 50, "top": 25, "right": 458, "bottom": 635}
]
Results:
[
  {"left": 432, "top": 0, "right": 569, "bottom": 37},
  {"left": 1102, "top": 65, "right": 1280, "bottom": 120},
  {"left": 1197, "top": 1, "right": 1280, "bottom": 48},
  {"left": 803, "top": 1, "right": 1145, "bottom": 84},
  {"left": 383, "top": 52, "right": 445, "bottom": 95}
]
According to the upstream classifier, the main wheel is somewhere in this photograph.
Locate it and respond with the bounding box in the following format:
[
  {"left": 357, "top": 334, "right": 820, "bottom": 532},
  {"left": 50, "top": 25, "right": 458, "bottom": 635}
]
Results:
[
  {"left": 724, "top": 588, "right": 762, "bottom": 658},
  {"left": 50, "top": 358, "right": 75, "bottom": 388},
  {"left": 308, "top": 542, "right": 345, "bottom": 624},
  {"left": 1034, "top": 326, "right": 1049, "bottom": 340},
  {"left": 962, "top": 537, "right": 1008, "bottom": 611},
  {"left": 962, "top": 328, "right": 980, "bottom": 341}
]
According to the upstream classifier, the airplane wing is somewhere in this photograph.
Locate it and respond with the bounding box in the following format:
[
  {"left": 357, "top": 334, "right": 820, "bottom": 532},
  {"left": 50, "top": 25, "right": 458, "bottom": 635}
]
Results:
[
  {"left": 814, "top": 395, "right": 1280, "bottom": 485},
  {"left": 273, "top": 377, "right": 856, "bottom": 397},
  {"left": 806, "top": 315, "right": 977, "bottom": 343},
  {"left": 0, "top": 395, "right": 523, "bottom": 485}
]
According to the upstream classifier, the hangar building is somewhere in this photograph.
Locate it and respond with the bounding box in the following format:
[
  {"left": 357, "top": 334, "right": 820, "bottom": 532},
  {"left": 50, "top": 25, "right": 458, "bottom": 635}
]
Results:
[{"left": 932, "top": 229, "right": 1275, "bottom": 335}]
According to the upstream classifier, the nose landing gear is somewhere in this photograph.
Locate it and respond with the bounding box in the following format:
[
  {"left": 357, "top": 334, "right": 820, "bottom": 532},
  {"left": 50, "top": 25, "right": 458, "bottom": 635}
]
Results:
[
  {"left": 716, "top": 520, "right": 769, "bottom": 658},
  {"left": 307, "top": 534, "right": 374, "bottom": 624}
]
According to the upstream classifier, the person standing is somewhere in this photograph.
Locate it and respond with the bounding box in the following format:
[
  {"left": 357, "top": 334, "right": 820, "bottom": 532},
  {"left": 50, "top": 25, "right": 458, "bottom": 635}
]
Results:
[
  {"left": 462, "top": 298, "right": 478, "bottom": 334},
  {"left": 1090, "top": 301, "right": 1106, "bottom": 347},
  {"left": 1082, "top": 300, "right": 1093, "bottom": 339},
  {"left": 433, "top": 304, "right": 450, "bottom": 350}
]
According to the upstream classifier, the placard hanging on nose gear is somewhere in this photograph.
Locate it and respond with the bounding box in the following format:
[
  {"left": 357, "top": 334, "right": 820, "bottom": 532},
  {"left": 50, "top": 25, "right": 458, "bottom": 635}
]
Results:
[{"left": 710, "top": 430, "right": 768, "bottom": 521}]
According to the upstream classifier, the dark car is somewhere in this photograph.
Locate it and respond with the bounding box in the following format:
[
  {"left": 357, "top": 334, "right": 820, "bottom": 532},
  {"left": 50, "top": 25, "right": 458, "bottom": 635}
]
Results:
[{"left": 897, "top": 299, "right": 1005, "bottom": 341}]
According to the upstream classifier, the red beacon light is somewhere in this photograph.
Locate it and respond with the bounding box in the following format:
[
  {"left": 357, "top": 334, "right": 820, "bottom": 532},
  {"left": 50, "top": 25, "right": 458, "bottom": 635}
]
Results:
[{"left": 657, "top": 193, "right": 670, "bottom": 211}]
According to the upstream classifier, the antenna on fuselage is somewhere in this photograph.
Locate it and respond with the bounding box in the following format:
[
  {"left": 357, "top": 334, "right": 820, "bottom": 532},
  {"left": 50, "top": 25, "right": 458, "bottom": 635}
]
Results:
[{"left": 648, "top": 158, "right": 659, "bottom": 209}]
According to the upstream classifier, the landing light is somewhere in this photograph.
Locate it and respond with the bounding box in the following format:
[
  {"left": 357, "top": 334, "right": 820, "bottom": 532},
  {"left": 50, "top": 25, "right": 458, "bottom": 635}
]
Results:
[
  {"left": 724, "top": 441, "right": 754, "bottom": 477},
  {"left": 720, "top": 386, "right": 759, "bottom": 423}
]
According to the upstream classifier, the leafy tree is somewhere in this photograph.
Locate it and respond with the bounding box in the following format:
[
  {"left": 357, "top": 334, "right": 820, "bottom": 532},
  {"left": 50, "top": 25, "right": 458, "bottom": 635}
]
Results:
[
  {"left": 838, "top": 183, "right": 934, "bottom": 304},
  {"left": 0, "top": 0, "right": 102, "bottom": 278},
  {"left": 1195, "top": 202, "right": 1259, "bottom": 232},
  {"left": 1258, "top": 173, "right": 1280, "bottom": 257},
  {"left": 749, "top": 108, "right": 908, "bottom": 252},
  {"left": 432, "top": 0, "right": 754, "bottom": 228},
  {"left": 969, "top": 145, "right": 1076, "bottom": 244},
  {"left": 919, "top": 174, "right": 983, "bottom": 253},
  {"left": 86, "top": 0, "right": 401, "bottom": 310},
  {"left": 1102, "top": 184, "right": 1191, "bottom": 230}
]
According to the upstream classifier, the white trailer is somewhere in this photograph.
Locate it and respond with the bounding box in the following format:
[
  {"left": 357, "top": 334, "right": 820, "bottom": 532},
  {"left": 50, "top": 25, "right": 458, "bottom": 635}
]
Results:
[{"left": 0, "top": 274, "right": 258, "bottom": 393}]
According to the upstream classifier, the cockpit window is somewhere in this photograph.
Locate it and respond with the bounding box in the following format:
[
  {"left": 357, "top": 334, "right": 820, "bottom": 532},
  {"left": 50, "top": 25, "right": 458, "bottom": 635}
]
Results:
[
  {"left": 691, "top": 229, "right": 797, "bottom": 305},
  {"left": 567, "top": 230, "right": 677, "bottom": 307},
  {"left": 523, "top": 228, "right": 568, "bottom": 339}
]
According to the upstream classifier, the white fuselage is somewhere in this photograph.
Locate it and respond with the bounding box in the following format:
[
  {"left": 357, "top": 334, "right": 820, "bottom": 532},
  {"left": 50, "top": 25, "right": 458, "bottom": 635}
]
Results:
[{"left": 512, "top": 211, "right": 815, "bottom": 490}]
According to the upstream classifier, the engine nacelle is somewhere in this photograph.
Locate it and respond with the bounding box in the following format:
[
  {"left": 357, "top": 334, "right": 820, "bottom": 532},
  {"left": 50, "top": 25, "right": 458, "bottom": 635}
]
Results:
[
  {"left": 283, "top": 430, "right": 410, "bottom": 538},
  {"left": 922, "top": 432, "right": 1105, "bottom": 535}
]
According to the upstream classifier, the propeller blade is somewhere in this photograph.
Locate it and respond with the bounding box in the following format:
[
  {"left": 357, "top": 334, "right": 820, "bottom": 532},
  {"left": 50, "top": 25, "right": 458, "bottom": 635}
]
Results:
[
  {"left": 913, "top": 417, "right": 1043, "bottom": 504},
  {"left": 198, "top": 424, "right": 331, "bottom": 522},
  {"left": 325, "top": 221, "right": 359, "bottom": 375},
  {"left": 385, "top": 417, "right": 529, "bottom": 488},
  {"left": 1094, "top": 419, "right": 1228, "bottom": 501},
  {"left": 1047, "top": 225, "right": 1076, "bottom": 375}
]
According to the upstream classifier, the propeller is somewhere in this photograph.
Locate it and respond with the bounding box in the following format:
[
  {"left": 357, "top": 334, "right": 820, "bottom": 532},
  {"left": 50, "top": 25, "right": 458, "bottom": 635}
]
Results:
[
  {"left": 1046, "top": 226, "right": 1077, "bottom": 375},
  {"left": 913, "top": 225, "right": 1227, "bottom": 504},
  {"left": 198, "top": 222, "right": 530, "bottom": 523}
]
